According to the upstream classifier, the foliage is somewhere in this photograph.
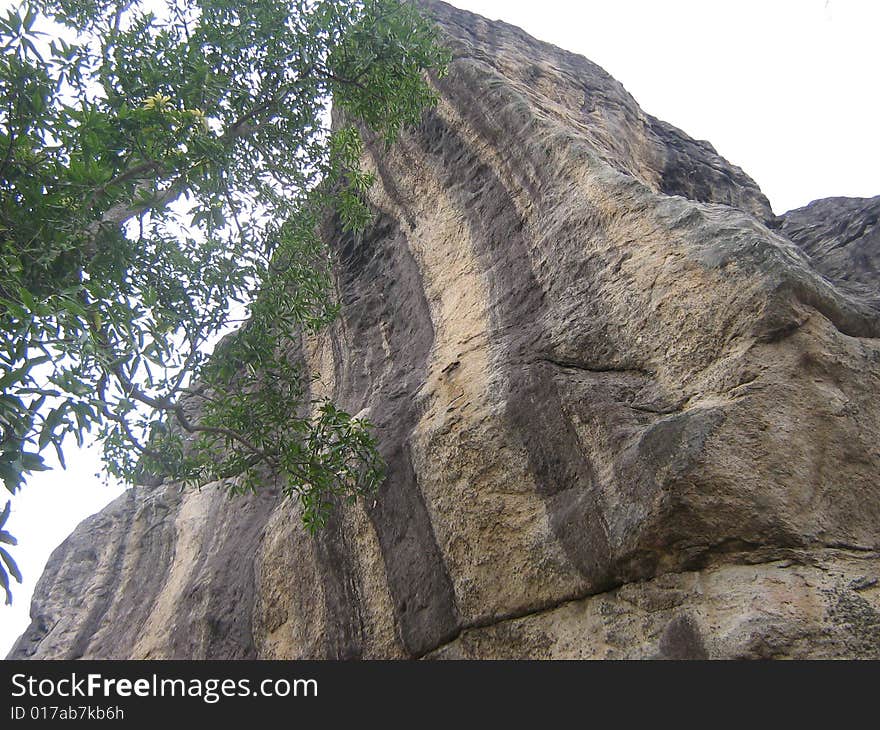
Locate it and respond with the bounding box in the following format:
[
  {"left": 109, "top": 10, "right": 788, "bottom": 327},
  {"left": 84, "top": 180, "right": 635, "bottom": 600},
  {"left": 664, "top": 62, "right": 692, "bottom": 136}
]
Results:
[
  {"left": 0, "top": 0, "right": 450, "bottom": 601},
  {"left": 0, "top": 500, "right": 21, "bottom": 604}
]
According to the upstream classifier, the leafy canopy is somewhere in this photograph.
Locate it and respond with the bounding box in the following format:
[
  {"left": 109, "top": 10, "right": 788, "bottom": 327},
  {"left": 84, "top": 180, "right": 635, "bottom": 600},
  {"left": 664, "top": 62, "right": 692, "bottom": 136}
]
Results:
[{"left": 0, "top": 0, "right": 449, "bottom": 603}]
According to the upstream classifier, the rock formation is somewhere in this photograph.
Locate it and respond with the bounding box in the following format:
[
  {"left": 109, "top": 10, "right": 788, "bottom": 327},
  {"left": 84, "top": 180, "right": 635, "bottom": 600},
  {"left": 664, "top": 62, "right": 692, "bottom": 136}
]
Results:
[{"left": 9, "top": 1, "right": 880, "bottom": 660}]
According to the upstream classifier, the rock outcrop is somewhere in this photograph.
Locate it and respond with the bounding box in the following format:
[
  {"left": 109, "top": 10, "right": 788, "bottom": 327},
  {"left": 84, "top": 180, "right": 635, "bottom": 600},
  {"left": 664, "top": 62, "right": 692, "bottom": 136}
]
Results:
[
  {"left": 10, "top": 1, "right": 880, "bottom": 660},
  {"left": 779, "top": 196, "right": 880, "bottom": 307}
]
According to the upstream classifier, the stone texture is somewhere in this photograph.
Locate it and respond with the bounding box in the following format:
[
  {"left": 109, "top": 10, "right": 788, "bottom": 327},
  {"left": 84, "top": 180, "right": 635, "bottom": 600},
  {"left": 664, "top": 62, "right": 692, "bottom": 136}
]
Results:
[
  {"left": 9, "top": 1, "right": 880, "bottom": 660},
  {"left": 779, "top": 195, "right": 880, "bottom": 307},
  {"left": 428, "top": 554, "right": 880, "bottom": 660}
]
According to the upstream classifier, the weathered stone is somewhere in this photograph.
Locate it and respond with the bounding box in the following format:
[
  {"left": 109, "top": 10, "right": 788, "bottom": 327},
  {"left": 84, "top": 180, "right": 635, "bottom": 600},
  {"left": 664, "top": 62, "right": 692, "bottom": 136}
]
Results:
[
  {"left": 779, "top": 195, "right": 880, "bottom": 306},
  {"left": 427, "top": 554, "right": 880, "bottom": 659},
  {"left": 9, "top": 1, "right": 880, "bottom": 660}
]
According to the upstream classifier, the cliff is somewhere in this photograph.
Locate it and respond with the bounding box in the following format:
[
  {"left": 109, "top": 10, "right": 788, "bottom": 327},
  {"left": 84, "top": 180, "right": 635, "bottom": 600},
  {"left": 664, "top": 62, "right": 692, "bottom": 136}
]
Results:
[{"left": 10, "top": 1, "right": 880, "bottom": 660}]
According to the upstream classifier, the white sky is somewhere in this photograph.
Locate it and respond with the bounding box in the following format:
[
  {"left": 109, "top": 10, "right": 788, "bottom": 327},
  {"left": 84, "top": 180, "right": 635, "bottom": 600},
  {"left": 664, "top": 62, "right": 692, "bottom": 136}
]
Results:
[{"left": 2, "top": 0, "right": 878, "bottom": 656}]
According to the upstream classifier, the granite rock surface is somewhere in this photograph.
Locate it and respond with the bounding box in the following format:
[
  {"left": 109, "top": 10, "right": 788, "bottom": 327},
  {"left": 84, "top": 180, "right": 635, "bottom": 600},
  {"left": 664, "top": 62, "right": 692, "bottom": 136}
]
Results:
[{"left": 10, "top": 1, "right": 880, "bottom": 660}]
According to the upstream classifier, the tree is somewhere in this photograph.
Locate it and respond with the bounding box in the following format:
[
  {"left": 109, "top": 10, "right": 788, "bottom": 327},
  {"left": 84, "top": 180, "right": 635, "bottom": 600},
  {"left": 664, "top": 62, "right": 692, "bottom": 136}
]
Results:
[{"left": 0, "top": 0, "right": 449, "bottom": 603}]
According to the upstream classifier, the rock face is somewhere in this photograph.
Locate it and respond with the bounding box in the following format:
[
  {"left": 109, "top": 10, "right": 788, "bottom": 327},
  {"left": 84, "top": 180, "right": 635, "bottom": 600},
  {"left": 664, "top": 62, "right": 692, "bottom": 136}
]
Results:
[
  {"left": 10, "top": 1, "right": 880, "bottom": 659},
  {"left": 779, "top": 196, "right": 880, "bottom": 307}
]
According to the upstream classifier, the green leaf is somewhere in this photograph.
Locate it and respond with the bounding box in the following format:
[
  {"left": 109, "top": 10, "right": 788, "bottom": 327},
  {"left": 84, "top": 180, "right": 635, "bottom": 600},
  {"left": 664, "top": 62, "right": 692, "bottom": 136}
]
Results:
[
  {"left": 0, "top": 545, "right": 21, "bottom": 584},
  {"left": 39, "top": 405, "right": 67, "bottom": 450},
  {"left": 53, "top": 440, "right": 66, "bottom": 470},
  {"left": 0, "top": 566, "right": 10, "bottom": 605},
  {"left": 20, "top": 452, "right": 49, "bottom": 473},
  {"left": 0, "top": 462, "right": 23, "bottom": 494},
  {"left": 0, "top": 355, "right": 50, "bottom": 390},
  {"left": 22, "top": 35, "right": 43, "bottom": 63}
]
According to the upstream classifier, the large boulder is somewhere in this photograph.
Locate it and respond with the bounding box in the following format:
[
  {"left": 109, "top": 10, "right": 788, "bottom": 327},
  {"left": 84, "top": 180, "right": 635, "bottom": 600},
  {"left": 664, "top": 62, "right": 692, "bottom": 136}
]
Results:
[{"left": 10, "top": 0, "right": 880, "bottom": 660}]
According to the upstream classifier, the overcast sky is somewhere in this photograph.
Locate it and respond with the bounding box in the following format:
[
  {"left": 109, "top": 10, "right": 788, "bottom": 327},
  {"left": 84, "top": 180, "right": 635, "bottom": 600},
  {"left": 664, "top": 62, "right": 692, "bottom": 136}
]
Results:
[{"left": 2, "top": 0, "right": 878, "bottom": 656}]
